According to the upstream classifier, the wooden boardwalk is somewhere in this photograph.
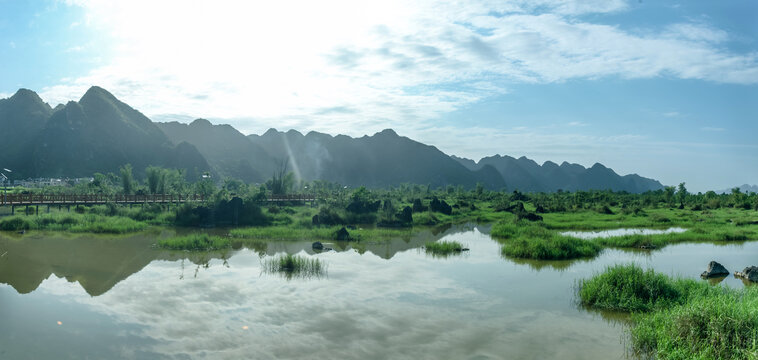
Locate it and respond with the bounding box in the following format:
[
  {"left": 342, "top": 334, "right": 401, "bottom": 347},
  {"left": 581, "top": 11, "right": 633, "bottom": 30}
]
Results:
[
  {"left": 265, "top": 194, "right": 317, "bottom": 202},
  {"left": 0, "top": 194, "right": 205, "bottom": 206},
  {"left": 0, "top": 193, "right": 316, "bottom": 206}
]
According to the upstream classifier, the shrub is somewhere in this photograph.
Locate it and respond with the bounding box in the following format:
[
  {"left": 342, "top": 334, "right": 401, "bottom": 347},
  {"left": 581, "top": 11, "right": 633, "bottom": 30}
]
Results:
[{"left": 0, "top": 217, "right": 30, "bottom": 231}]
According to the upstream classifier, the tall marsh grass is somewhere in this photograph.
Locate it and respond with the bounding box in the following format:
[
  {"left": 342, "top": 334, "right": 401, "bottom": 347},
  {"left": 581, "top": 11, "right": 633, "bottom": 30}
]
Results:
[
  {"left": 262, "top": 254, "right": 325, "bottom": 278},
  {"left": 578, "top": 264, "right": 758, "bottom": 359}
]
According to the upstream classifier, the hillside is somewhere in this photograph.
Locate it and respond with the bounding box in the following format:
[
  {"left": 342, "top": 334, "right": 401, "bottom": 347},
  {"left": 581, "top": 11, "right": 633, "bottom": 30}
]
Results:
[
  {"left": 452, "top": 155, "right": 663, "bottom": 192},
  {"left": 0, "top": 87, "right": 211, "bottom": 180}
]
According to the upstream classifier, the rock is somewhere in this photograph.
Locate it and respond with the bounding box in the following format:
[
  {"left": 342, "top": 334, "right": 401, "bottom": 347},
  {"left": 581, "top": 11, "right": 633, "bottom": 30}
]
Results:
[
  {"left": 335, "top": 227, "right": 350, "bottom": 241},
  {"left": 312, "top": 241, "right": 324, "bottom": 250},
  {"left": 700, "top": 261, "right": 729, "bottom": 278},
  {"left": 735, "top": 266, "right": 758, "bottom": 282},
  {"left": 412, "top": 198, "right": 427, "bottom": 213},
  {"left": 430, "top": 197, "right": 452, "bottom": 215},
  {"left": 396, "top": 206, "right": 413, "bottom": 224},
  {"left": 517, "top": 212, "right": 543, "bottom": 222}
]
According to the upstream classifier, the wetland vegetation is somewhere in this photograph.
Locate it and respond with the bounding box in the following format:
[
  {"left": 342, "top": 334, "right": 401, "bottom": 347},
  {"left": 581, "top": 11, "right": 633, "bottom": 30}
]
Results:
[
  {"left": 3, "top": 168, "right": 758, "bottom": 359},
  {"left": 579, "top": 264, "right": 758, "bottom": 359},
  {"left": 423, "top": 240, "right": 466, "bottom": 256},
  {"left": 262, "top": 253, "right": 325, "bottom": 278}
]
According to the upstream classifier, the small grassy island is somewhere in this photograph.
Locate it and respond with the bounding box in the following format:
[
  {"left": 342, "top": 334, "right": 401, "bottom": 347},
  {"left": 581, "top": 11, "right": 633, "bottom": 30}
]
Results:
[{"left": 424, "top": 240, "right": 467, "bottom": 256}]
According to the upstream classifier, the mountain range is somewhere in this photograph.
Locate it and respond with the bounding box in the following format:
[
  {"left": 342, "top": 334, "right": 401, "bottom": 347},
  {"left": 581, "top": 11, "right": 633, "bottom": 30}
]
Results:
[{"left": 0, "top": 86, "right": 664, "bottom": 192}]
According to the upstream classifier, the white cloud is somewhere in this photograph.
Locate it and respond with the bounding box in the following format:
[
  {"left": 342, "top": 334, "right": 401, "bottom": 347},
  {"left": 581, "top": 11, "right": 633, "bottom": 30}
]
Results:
[
  {"left": 662, "top": 111, "right": 681, "bottom": 118},
  {"left": 665, "top": 23, "right": 729, "bottom": 43},
  {"left": 38, "top": 0, "right": 757, "bottom": 145}
]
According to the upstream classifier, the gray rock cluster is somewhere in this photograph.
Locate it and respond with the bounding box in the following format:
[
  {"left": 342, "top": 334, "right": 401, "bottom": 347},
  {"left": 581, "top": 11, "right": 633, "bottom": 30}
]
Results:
[{"left": 701, "top": 261, "right": 757, "bottom": 282}]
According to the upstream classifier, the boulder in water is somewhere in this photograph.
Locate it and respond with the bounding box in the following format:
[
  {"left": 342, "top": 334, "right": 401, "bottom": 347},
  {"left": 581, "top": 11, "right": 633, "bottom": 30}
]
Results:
[
  {"left": 312, "top": 241, "right": 324, "bottom": 250},
  {"left": 700, "top": 261, "right": 729, "bottom": 278},
  {"left": 735, "top": 266, "right": 758, "bottom": 282}
]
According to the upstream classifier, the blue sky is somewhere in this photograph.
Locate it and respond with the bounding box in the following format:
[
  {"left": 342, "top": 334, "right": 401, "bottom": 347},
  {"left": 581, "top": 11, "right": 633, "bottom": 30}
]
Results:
[{"left": 1, "top": 0, "right": 756, "bottom": 191}]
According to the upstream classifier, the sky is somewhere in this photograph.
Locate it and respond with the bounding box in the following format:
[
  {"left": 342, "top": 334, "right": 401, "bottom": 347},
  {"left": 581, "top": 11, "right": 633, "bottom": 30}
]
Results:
[{"left": 0, "top": 0, "right": 756, "bottom": 192}]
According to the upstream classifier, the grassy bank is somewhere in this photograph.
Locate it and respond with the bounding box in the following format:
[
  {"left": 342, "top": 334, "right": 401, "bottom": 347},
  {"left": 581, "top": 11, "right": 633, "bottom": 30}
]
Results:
[
  {"left": 578, "top": 264, "right": 758, "bottom": 359},
  {"left": 158, "top": 233, "right": 231, "bottom": 250},
  {"left": 0, "top": 213, "right": 147, "bottom": 234},
  {"left": 630, "top": 287, "right": 758, "bottom": 359},
  {"left": 488, "top": 207, "right": 757, "bottom": 260},
  {"left": 493, "top": 221, "right": 602, "bottom": 260}
]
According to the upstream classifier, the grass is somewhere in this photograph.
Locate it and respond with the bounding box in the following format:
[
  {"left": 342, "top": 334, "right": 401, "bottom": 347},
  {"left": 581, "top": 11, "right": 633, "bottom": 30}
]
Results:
[
  {"left": 0, "top": 213, "right": 147, "bottom": 233},
  {"left": 424, "top": 240, "right": 466, "bottom": 256},
  {"left": 492, "top": 221, "right": 602, "bottom": 260},
  {"left": 578, "top": 264, "right": 758, "bottom": 359},
  {"left": 577, "top": 264, "right": 712, "bottom": 312},
  {"left": 157, "top": 233, "right": 231, "bottom": 250},
  {"left": 262, "top": 253, "right": 325, "bottom": 278},
  {"left": 593, "top": 225, "right": 752, "bottom": 249},
  {"left": 630, "top": 287, "right": 758, "bottom": 360}
]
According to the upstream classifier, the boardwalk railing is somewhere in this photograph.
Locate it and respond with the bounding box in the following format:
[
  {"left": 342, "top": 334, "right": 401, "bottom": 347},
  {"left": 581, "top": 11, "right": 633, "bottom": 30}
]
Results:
[
  {"left": 265, "top": 194, "right": 317, "bottom": 202},
  {"left": 0, "top": 194, "right": 205, "bottom": 206}
]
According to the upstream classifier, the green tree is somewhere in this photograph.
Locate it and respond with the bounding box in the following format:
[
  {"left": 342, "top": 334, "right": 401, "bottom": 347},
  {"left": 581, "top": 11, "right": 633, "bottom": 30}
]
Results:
[
  {"left": 120, "top": 164, "right": 135, "bottom": 195},
  {"left": 194, "top": 176, "right": 216, "bottom": 198},
  {"left": 663, "top": 186, "right": 675, "bottom": 206},
  {"left": 676, "top": 182, "right": 687, "bottom": 206},
  {"left": 145, "top": 166, "right": 167, "bottom": 194},
  {"left": 267, "top": 159, "right": 294, "bottom": 195}
]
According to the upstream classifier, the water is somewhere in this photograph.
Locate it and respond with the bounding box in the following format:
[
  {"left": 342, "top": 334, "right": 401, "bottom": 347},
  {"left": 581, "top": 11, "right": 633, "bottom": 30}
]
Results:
[
  {"left": 0, "top": 226, "right": 756, "bottom": 359},
  {"left": 560, "top": 227, "right": 687, "bottom": 239}
]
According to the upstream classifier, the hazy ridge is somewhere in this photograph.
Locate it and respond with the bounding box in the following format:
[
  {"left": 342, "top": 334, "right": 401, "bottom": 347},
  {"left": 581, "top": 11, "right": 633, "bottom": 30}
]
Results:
[{"left": 1, "top": 87, "right": 664, "bottom": 192}]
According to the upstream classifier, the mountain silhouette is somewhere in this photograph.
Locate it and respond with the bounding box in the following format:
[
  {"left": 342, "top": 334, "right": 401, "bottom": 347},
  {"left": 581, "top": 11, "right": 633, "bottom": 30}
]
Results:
[
  {"left": 452, "top": 155, "right": 663, "bottom": 192},
  {"left": 246, "top": 128, "right": 506, "bottom": 189},
  {"left": 1, "top": 87, "right": 211, "bottom": 180},
  {"left": 0, "top": 86, "right": 663, "bottom": 192}
]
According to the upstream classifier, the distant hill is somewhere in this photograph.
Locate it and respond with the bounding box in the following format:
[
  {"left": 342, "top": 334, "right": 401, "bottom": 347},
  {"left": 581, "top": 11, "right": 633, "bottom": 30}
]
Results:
[
  {"left": 452, "top": 154, "right": 663, "bottom": 193},
  {"left": 0, "top": 87, "right": 211, "bottom": 180},
  {"left": 157, "top": 119, "right": 276, "bottom": 183},
  {"left": 247, "top": 128, "right": 506, "bottom": 189},
  {"left": 0, "top": 89, "right": 52, "bottom": 173},
  {"left": 0, "top": 86, "right": 665, "bottom": 192},
  {"left": 716, "top": 184, "right": 758, "bottom": 194}
]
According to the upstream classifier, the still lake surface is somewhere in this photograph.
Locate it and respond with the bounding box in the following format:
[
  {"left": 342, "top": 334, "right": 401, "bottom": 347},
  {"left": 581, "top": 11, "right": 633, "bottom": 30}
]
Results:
[{"left": 1, "top": 225, "right": 756, "bottom": 360}]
